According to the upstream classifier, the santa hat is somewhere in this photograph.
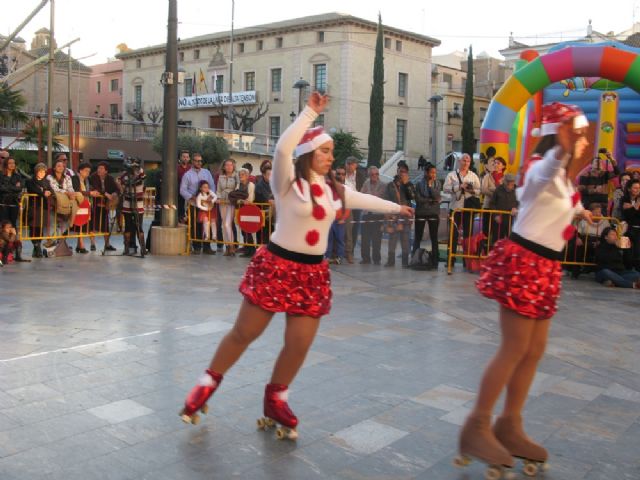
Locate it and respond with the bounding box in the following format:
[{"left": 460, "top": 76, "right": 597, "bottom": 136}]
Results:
[
  {"left": 531, "top": 102, "right": 588, "bottom": 137},
  {"left": 294, "top": 126, "right": 333, "bottom": 157}
]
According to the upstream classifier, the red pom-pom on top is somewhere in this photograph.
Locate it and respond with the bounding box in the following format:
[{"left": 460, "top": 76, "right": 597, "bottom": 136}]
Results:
[
  {"left": 571, "top": 191, "right": 581, "bottom": 207},
  {"left": 311, "top": 184, "right": 324, "bottom": 197},
  {"left": 562, "top": 224, "right": 576, "bottom": 241},
  {"left": 312, "top": 204, "right": 326, "bottom": 220},
  {"left": 305, "top": 229, "right": 320, "bottom": 246}
]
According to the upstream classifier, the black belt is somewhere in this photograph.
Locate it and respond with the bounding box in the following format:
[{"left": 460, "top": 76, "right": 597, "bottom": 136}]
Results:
[
  {"left": 509, "top": 232, "right": 563, "bottom": 261},
  {"left": 267, "top": 242, "right": 324, "bottom": 264}
]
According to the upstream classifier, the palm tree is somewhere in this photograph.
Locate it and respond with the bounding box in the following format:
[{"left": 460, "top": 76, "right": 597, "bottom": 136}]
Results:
[
  {"left": 19, "top": 120, "right": 64, "bottom": 152},
  {"left": 0, "top": 82, "right": 28, "bottom": 125}
]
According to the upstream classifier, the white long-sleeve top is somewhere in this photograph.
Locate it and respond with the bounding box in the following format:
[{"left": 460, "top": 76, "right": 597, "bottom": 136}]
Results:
[
  {"left": 269, "top": 106, "right": 402, "bottom": 255},
  {"left": 513, "top": 146, "right": 585, "bottom": 252},
  {"left": 443, "top": 169, "right": 481, "bottom": 210},
  {"left": 196, "top": 191, "right": 218, "bottom": 211}
]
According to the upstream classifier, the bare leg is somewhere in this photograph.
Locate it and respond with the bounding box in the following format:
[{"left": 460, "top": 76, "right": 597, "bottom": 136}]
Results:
[
  {"left": 270, "top": 315, "right": 321, "bottom": 385},
  {"left": 470, "top": 306, "right": 537, "bottom": 416},
  {"left": 209, "top": 299, "right": 274, "bottom": 374},
  {"left": 501, "top": 318, "right": 551, "bottom": 416}
]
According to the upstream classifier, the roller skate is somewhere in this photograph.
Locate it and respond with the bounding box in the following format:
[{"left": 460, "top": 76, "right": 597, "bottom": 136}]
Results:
[
  {"left": 256, "top": 383, "right": 298, "bottom": 440},
  {"left": 494, "top": 415, "right": 549, "bottom": 477},
  {"left": 454, "top": 413, "right": 515, "bottom": 480},
  {"left": 180, "top": 369, "right": 223, "bottom": 425}
]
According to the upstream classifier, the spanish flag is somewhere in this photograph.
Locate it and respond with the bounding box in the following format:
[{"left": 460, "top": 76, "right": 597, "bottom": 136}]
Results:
[{"left": 199, "top": 68, "right": 208, "bottom": 93}]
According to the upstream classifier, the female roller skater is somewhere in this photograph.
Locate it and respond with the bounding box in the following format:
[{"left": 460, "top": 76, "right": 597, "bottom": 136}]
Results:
[
  {"left": 180, "top": 92, "right": 413, "bottom": 439},
  {"left": 455, "top": 102, "right": 594, "bottom": 478}
]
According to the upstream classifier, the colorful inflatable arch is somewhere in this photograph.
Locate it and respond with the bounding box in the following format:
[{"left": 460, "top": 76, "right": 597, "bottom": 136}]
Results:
[{"left": 480, "top": 44, "right": 640, "bottom": 174}]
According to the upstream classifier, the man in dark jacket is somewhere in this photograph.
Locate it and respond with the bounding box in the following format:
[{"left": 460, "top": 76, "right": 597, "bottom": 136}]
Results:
[
  {"left": 488, "top": 173, "right": 518, "bottom": 245},
  {"left": 90, "top": 161, "right": 121, "bottom": 252},
  {"left": 595, "top": 227, "right": 640, "bottom": 288},
  {"left": 254, "top": 164, "right": 274, "bottom": 245},
  {"left": 384, "top": 164, "right": 415, "bottom": 267},
  {"left": 413, "top": 164, "right": 441, "bottom": 267}
]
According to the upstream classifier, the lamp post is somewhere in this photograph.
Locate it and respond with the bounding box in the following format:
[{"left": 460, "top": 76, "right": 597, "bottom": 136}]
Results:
[
  {"left": 429, "top": 95, "right": 443, "bottom": 165},
  {"left": 289, "top": 111, "right": 296, "bottom": 123},
  {"left": 293, "top": 78, "right": 309, "bottom": 114}
]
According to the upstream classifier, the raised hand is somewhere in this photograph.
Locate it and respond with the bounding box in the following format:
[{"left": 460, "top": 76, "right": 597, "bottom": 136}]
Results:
[{"left": 308, "top": 91, "right": 329, "bottom": 114}]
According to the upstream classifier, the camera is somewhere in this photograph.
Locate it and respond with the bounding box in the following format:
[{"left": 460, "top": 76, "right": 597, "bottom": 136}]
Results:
[{"left": 123, "top": 156, "right": 141, "bottom": 172}]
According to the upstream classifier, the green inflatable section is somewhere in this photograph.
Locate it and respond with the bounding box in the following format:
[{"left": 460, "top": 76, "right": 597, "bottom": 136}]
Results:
[{"left": 513, "top": 58, "right": 550, "bottom": 95}]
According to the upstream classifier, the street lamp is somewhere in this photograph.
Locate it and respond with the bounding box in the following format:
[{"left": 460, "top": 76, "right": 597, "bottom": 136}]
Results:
[
  {"left": 429, "top": 95, "right": 443, "bottom": 165},
  {"left": 293, "top": 78, "right": 309, "bottom": 113},
  {"left": 289, "top": 111, "right": 296, "bottom": 123}
]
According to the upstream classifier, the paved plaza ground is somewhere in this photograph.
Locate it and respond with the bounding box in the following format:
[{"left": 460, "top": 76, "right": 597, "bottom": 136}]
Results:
[{"left": 1, "top": 248, "right": 639, "bottom": 479}]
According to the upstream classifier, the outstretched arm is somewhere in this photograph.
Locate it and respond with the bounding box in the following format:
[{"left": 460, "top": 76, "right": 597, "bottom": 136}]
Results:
[{"left": 345, "top": 188, "right": 413, "bottom": 216}]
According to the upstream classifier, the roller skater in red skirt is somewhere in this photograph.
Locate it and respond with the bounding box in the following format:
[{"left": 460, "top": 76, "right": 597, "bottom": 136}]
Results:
[
  {"left": 181, "top": 92, "right": 413, "bottom": 439},
  {"left": 455, "top": 103, "right": 594, "bottom": 478}
]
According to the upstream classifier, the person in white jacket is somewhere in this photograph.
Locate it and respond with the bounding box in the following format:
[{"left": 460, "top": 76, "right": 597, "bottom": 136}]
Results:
[
  {"left": 180, "top": 92, "right": 414, "bottom": 438},
  {"left": 195, "top": 180, "right": 218, "bottom": 243}
]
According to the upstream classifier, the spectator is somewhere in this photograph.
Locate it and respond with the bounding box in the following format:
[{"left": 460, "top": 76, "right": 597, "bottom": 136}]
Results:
[
  {"left": 69, "top": 162, "right": 95, "bottom": 253},
  {"left": 47, "top": 158, "right": 83, "bottom": 233},
  {"left": 344, "top": 156, "right": 367, "bottom": 264},
  {"left": 0, "top": 155, "right": 24, "bottom": 227},
  {"left": 360, "top": 166, "right": 387, "bottom": 265},
  {"left": 385, "top": 164, "right": 415, "bottom": 267},
  {"left": 326, "top": 166, "right": 348, "bottom": 264},
  {"left": 25, "top": 162, "right": 54, "bottom": 258},
  {"left": 177, "top": 151, "right": 191, "bottom": 221},
  {"left": 612, "top": 171, "right": 631, "bottom": 219},
  {"left": 0, "top": 220, "right": 28, "bottom": 264},
  {"left": 443, "top": 153, "right": 481, "bottom": 264},
  {"left": 578, "top": 148, "right": 619, "bottom": 208},
  {"left": 118, "top": 162, "right": 146, "bottom": 256},
  {"left": 89, "top": 161, "right": 120, "bottom": 252},
  {"left": 195, "top": 180, "right": 217, "bottom": 245},
  {"left": 0, "top": 149, "right": 9, "bottom": 168},
  {"left": 568, "top": 202, "right": 611, "bottom": 278},
  {"left": 417, "top": 155, "right": 427, "bottom": 171},
  {"left": 481, "top": 156, "right": 505, "bottom": 245},
  {"left": 236, "top": 167, "right": 256, "bottom": 257},
  {"left": 488, "top": 173, "right": 518, "bottom": 244},
  {"left": 622, "top": 178, "right": 640, "bottom": 270},
  {"left": 413, "top": 164, "right": 441, "bottom": 268},
  {"left": 242, "top": 162, "right": 256, "bottom": 183},
  {"left": 217, "top": 158, "right": 239, "bottom": 256},
  {"left": 595, "top": 227, "right": 640, "bottom": 288},
  {"left": 180, "top": 152, "right": 216, "bottom": 255},
  {"left": 47, "top": 152, "right": 75, "bottom": 177},
  {"left": 254, "top": 163, "right": 274, "bottom": 245}
]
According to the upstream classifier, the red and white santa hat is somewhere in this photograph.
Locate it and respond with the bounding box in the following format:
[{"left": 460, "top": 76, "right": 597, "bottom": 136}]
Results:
[
  {"left": 533, "top": 102, "right": 588, "bottom": 137},
  {"left": 294, "top": 126, "right": 333, "bottom": 157}
]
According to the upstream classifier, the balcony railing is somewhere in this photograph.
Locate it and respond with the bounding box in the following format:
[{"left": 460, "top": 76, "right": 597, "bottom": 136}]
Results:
[{"left": 0, "top": 111, "right": 280, "bottom": 157}]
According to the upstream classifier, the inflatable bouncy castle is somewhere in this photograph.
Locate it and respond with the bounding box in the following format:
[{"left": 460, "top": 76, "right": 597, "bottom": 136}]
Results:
[{"left": 480, "top": 41, "right": 640, "bottom": 175}]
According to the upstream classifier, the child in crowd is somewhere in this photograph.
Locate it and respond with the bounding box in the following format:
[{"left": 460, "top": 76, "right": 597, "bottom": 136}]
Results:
[
  {"left": 196, "top": 180, "right": 218, "bottom": 242},
  {"left": 0, "top": 220, "right": 30, "bottom": 265}
]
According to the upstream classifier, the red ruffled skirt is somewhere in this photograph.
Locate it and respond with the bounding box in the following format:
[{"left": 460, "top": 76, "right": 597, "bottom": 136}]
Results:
[
  {"left": 476, "top": 239, "right": 562, "bottom": 320},
  {"left": 239, "top": 246, "right": 332, "bottom": 318}
]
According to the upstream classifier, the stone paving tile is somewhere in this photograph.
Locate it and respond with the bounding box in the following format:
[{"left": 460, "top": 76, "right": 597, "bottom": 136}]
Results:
[
  {"left": 331, "top": 419, "right": 408, "bottom": 455},
  {"left": 546, "top": 379, "right": 605, "bottom": 401},
  {"left": 87, "top": 399, "right": 154, "bottom": 424},
  {"left": 412, "top": 384, "right": 476, "bottom": 412}
]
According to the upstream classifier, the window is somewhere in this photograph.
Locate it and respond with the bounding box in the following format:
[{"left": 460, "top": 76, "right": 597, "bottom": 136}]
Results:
[
  {"left": 179, "top": 51, "right": 184, "bottom": 62},
  {"left": 479, "top": 107, "right": 487, "bottom": 123},
  {"left": 313, "top": 114, "right": 325, "bottom": 127},
  {"left": 398, "top": 73, "right": 408, "bottom": 97},
  {"left": 110, "top": 78, "right": 119, "bottom": 92},
  {"left": 134, "top": 85, "right": 142, "bottom": 111},
  {"left": 135, "top": 59, "right": 141, "bottom": 69},
  {"left": 238, "top": 42, "right": 244, "bottom": 54},
  {"left": 257, "top": 39, "right": 263, "bottom": 51},
  {"left": 318, "top": 31, "right": 325, "bottom": 43},
  {"left": 396, "top": 40, "right": 402, "bottom": 52},
  {"left": 442, "top": 73, "right": 452, "bottom": 89},
  {"left": 384, "top": 37, "right": 391, "bottom": 49},
  {"left": 184, "top": 78, "right": 193, "bottom": 96},
  {"left": 194, "top": 49, "right": 200, "bottom": 60},
  {"left": 395, "top": 119, "right": 407, "bottom": 151},
  {"left": 276, "top": 37, "right": 283, "bottom": 48},
  {"left": 214, "top": 75, "right": 224, "bottom": 93},
  {"left": 244, "top": 71, "right": 255, "bottom": 91},
  {"left": 314, "top": 64, "right": 327, "bottom": 93},
  {"left": 271, "top": 68, "right": 282, "bottom": 92},
  {"left": 96, "top": 81, "right": 101, "bottom": 94},
  {"left": 110, "top": 104, "right": 118, "bottom": 117},
  {"left": 269, "top": 116, "right": 281, "bottom": 138}
]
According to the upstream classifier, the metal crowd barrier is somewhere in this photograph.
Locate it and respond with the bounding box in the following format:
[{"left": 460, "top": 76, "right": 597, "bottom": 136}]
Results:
[
  {"left": 446, "top": 207, "right": 623, "bottom": 274},
  {"left": 18, "top": 193, "right": 123, "bottom": 242},
  {"left": 143, "top": 187, "right": 156, "bottom": 218},
  {"left": 186, "top": 200, "right": 274, "bottom": 254}
]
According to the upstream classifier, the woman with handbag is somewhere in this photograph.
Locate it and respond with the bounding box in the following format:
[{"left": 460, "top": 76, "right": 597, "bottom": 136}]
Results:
[
  {"left": 456, "top": 103, "right": 594, "bottom": 478},
  {"left": 180, "top": 92, "right": 413, "bottom": 439},
  {"left": 217, "top": 158, "right": 239, "bottom": 256},
  {"left": 443, "top": 154, "right": 481, "bottom": 264}
]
